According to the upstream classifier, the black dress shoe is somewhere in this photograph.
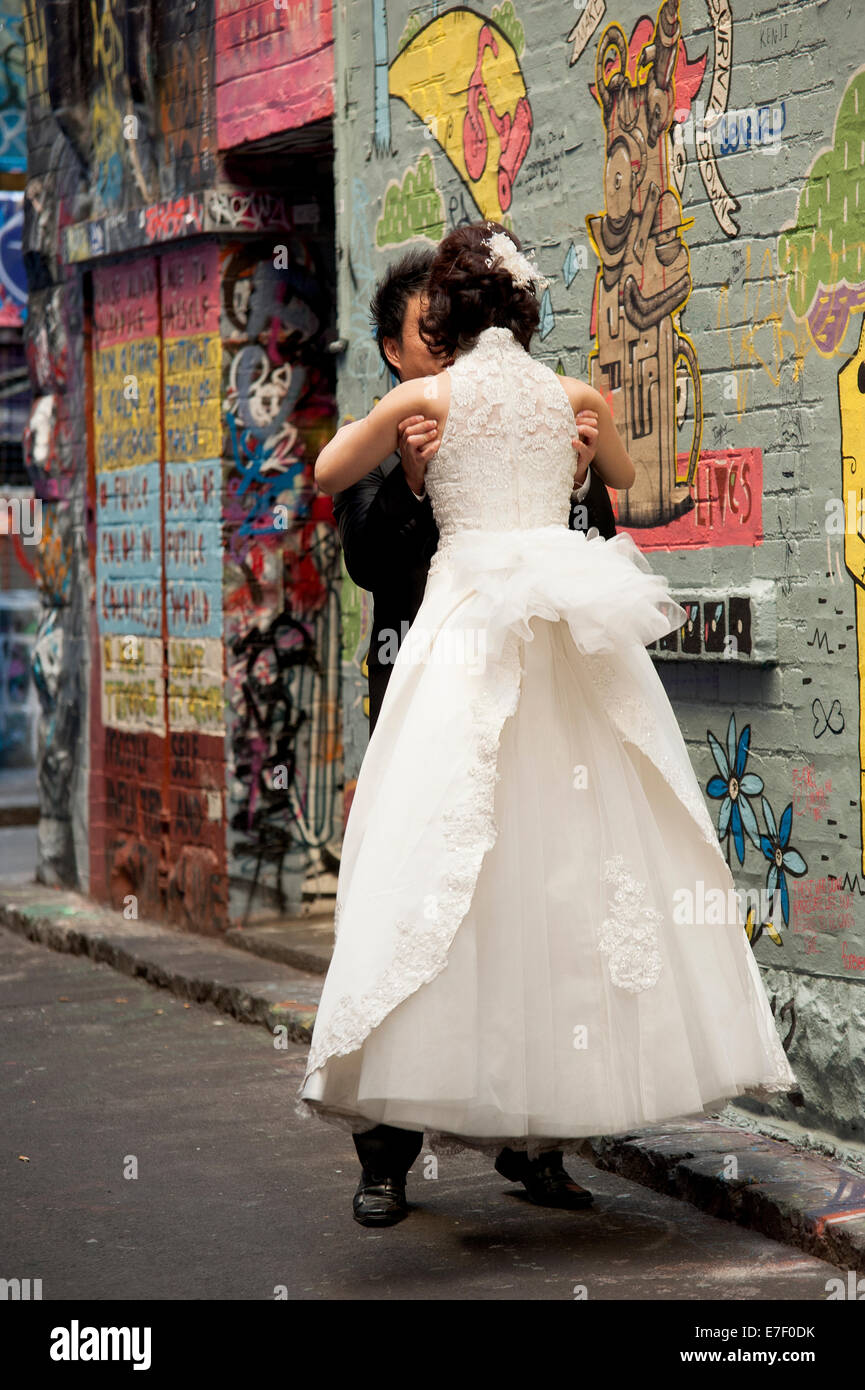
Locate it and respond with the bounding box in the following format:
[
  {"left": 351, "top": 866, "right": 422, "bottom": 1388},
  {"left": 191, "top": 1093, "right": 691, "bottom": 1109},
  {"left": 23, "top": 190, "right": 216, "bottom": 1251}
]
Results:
[
  {"left": 495, "top": 1146, "right": 532, "bottom": 1182},
  {"left": 352, "top": 1168, "right": 409, "bottom": 1227},
  {"left": 495, "top": 1146, "right": 594, "bottom": 1209}
]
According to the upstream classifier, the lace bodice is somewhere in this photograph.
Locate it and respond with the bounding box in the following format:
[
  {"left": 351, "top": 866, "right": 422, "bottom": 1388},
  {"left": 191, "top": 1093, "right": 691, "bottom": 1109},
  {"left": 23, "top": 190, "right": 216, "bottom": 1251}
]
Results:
[{"left": 425, "top": 326, "right": 578, "bottom": 541}]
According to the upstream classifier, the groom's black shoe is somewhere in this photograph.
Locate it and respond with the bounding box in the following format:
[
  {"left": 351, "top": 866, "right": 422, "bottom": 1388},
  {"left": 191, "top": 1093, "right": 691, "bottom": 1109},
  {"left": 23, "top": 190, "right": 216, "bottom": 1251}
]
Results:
[
  {"left": 352, "top": 1167, "right": 410, "bottom": 1227},
  {"left": 495, "top": 1146, "right": 594, "bottom": 1209},
  {"left": 351, "top": 1123, "right": 422, "bottom": 1225}
]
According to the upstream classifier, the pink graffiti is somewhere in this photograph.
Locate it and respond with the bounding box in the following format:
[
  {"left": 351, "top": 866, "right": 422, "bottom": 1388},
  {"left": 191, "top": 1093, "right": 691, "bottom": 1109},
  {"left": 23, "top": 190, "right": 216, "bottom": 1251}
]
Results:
[{"left": 463, "top": 24, "right": 532, "bottom": 214}]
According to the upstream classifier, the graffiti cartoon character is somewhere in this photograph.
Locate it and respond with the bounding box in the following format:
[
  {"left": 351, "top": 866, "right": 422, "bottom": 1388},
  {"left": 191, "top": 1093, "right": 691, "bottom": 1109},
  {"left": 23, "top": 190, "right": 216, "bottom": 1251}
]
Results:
[{"left": 587, "top": 0, "right": 702, "bottom": 527}]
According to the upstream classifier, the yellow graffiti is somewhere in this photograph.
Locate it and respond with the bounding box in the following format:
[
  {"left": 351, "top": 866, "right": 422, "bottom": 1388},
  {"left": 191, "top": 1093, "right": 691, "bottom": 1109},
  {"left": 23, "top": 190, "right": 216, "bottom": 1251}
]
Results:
[
  {"left": 93, "top": 338, "right": 162, "bottom": 472},
  {"left": 716, "top": 245, "right": 814, "bottom": 420},
  {"left": 101, "top": 633, "right": 166, "bottom": 735},
  {"left": 161, "top": 334, "right": 222, "bottom": 464},
  {"left": 21, "top": 3, "right": 47, "bottom": 107},
  {"left": 388, "top": 10, "right": 532, "bottom": 221},
  {"left": 103, "top": 680, "right": 162, "bottom": 722},
  {"left": 839, "top": 317, "right": 865, "bottom": 871},
  {"left": 744, "top": 903, "right": 783, "bottom": 947},
  {"left": 167, "top": 637, "right": 225, "bottom": 735},
  {"left": 167, "top": 683, "right": 225, "bottom": 729},
  {"left": 90, "top": 0, "right": 125, "bottom": 206}
]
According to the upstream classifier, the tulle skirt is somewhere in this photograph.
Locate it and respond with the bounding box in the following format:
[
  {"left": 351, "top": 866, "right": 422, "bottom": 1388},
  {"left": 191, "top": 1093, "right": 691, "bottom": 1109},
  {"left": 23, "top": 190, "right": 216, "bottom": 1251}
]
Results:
[{"left": 296, "top": 526, "right": 797, "bottom": 1159}]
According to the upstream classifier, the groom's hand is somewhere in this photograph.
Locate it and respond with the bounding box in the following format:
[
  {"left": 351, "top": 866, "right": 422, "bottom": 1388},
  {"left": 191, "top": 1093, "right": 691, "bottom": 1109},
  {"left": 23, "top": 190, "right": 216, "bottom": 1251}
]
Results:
[
  {"left": 397, "top": 414, "right": 439, "bottom": 495},
  {"left": 572, "top": 410, "right": 599, "bottom": 487}
]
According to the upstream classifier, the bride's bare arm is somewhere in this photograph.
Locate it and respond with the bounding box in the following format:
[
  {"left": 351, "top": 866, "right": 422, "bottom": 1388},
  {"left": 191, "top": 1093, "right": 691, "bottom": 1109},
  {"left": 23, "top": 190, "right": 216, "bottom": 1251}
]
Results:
[
  {"left": 314, "top": 376, "right": 448, "bottom": 495},
  {"left": 559, "top": 379, "right": 636, "bottom": 491}
]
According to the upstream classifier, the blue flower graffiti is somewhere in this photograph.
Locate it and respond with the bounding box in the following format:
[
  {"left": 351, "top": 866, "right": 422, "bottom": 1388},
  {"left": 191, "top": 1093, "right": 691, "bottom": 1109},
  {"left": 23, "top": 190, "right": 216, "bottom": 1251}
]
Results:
[
  {"left": 759, "top": 797, "right": 807, "bottom": 927},
  {"left": 706, "top": 713, "right": 763, "bottom": 865}
]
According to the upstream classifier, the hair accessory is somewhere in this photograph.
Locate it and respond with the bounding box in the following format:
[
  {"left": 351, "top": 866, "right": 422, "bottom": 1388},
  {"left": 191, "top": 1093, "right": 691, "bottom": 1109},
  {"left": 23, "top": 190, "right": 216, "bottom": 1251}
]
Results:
[{"left": 482, "top": 228, "right": 549, "bottom": 291}]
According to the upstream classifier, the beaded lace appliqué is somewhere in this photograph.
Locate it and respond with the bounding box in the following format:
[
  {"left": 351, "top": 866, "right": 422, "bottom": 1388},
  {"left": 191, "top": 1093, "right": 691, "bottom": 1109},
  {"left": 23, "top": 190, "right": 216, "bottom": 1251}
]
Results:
[{"left": 598, "top": 854, "right": 663, "bottom": 993}]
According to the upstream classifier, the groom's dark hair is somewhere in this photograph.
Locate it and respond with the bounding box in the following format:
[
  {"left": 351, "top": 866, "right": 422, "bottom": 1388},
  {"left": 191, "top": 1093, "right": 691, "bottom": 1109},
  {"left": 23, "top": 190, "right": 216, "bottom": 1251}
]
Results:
[
  {"left": 418, "top": 221, "right": 540, "bottom": 360},
  {"left": 369, "top": 247, "right": 435, "bottom": 374}
]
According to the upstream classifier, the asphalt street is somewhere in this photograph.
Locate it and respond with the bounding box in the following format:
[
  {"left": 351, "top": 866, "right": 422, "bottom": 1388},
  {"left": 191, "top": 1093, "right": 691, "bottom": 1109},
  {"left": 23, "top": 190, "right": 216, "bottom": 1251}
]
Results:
[{"left": 0, "top": 921, "right": 847, "bottom": 1303}]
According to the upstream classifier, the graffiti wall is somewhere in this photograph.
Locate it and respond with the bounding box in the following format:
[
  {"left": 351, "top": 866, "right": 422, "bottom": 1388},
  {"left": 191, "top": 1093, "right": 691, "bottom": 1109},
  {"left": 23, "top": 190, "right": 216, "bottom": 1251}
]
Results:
[
  {"left": 86, "top": 224, "right": 340, "bottom": 929},
  {"left": 21, "top": 0, "right": 91, "bottom": 883},
  {"left": 221, "top": 229, "right": 340, "bottom": 921},
  {"left": 332, "top": 0, "right": 865, "bottom": 1148},
  {"left": 0, "top": 4, "right": 33, "bottom": 766},
  {"left": 0, "top": 0, "right": 25, "bottom": 172},
  {"left": 162, "top": 230, "right": 228, "bottom": 932},
  {"left": 22, "top": 1, "right": 341, "bottom": 920},
  {"left": 215, "top": 0, "right": 334, "bottom": 149},
  {"left": 88, "top": 245, "right": 229, "bottom": 928},
  {"left": 90, "top": 256, "right": 163, "bottom": 924}
]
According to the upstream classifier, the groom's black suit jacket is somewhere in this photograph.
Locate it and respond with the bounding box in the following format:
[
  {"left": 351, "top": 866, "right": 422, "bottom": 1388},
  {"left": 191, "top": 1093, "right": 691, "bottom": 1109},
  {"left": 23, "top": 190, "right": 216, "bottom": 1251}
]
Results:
[{"left": 333, "top": 454, "right": 617, "bottom": 734}]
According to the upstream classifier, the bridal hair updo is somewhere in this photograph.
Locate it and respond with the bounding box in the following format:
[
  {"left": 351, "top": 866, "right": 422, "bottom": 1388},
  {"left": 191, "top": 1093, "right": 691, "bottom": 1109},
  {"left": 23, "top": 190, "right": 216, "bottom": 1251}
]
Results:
[{"left": 417, "top": 221, "right": 541, "bottom": 360}]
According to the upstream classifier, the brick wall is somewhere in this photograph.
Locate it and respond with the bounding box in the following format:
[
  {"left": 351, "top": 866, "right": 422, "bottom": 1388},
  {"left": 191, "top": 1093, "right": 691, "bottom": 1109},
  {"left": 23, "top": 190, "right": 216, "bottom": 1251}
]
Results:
[
  {"left": 23, "top": 0, "right": 340, "bottom": 921},
  {"left": 331, "top": 0, "right": 865, "bottom": 1147}
]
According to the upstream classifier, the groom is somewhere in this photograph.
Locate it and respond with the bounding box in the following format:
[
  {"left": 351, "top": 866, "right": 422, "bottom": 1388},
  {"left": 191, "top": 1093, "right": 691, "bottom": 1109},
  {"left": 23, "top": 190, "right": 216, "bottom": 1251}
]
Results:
[{"left": 331, "top": 248, "right": 617, "bottom": 1226}]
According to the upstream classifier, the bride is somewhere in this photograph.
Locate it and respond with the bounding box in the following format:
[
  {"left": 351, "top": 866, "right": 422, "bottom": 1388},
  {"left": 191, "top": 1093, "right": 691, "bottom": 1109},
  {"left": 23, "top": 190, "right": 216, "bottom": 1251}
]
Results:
[{"left": 297, "top": 219, "right": 797, "bottom": 1224}]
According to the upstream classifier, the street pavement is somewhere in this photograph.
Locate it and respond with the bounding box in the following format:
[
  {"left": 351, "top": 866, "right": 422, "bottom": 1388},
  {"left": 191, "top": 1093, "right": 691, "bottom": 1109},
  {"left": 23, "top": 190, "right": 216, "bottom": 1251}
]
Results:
[{"left": 0, "top": 922, "right": 851, "bottom": 1302}]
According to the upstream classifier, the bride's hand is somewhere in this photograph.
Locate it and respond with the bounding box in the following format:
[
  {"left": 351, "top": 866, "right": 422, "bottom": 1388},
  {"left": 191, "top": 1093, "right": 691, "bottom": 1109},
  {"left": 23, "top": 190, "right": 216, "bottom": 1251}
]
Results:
[
  {"left": 397, "top": 414, "right": 439, "bottom": 493},
  {"left": 572, "top": 410, "right": 599, "bottom": 486}
]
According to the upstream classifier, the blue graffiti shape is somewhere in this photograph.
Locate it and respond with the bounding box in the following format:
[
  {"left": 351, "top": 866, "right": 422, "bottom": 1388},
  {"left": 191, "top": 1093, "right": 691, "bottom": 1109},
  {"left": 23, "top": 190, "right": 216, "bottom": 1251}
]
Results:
[
  {"left": 706, "top": 712, "right": 764, "bottom": 865},
  {"left": 759, "top": 798, "right": 807, "bottom": 927}
]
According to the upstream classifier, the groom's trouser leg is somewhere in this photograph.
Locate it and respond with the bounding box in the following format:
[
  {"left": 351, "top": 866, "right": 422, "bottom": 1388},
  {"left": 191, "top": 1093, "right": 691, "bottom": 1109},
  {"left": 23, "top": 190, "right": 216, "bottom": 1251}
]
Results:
[{"left": 353, "top": 1123, "right": 424, "bottom": 1177}]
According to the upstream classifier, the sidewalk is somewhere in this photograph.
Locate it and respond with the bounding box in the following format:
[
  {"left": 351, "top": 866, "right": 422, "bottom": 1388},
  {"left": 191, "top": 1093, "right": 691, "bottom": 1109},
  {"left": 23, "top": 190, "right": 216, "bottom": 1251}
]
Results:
[{"left": 2, "top": 875, "right": 864, "bottom": 1275}]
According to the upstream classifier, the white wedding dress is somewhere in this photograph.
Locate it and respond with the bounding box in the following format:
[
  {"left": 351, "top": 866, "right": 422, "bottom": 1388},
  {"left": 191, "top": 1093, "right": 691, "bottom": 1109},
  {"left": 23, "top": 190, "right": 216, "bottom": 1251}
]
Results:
[{"left": 295, "top": 325, "right": 797, "bottom": 1159}]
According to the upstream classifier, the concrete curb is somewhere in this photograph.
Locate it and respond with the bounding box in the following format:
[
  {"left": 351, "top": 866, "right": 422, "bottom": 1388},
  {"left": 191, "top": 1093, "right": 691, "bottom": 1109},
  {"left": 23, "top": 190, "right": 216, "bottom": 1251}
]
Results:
[
  {"left": 583, "top": 1124, "right": 865, "bottom": 1275},
  {"left": 0, "top": 882, "right": 321, "bottom": 1044},
  {"left": 225, "top": 912, "right": 333, "bottom": 976},
  {"left": 2, "top": 879, "right": 864, "bottom": 1275}
]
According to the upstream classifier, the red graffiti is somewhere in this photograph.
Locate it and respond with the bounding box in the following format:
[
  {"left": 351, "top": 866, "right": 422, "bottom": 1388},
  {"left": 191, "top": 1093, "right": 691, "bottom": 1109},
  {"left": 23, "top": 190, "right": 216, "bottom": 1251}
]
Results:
[
  {"left": 12, "top": 529, "right": 37, "bottom": 581},
  {"left": 693, "top": 453, "right": 754, "bottom": 528},
  {"left": 463, "top": 25, "right": 532, "bottom": 214},
  {"left": 792, "top": 764, "right": 832, "bottom": 822},
  {"left": 144, "top": 195, "right": 205, "bottom": 244}
]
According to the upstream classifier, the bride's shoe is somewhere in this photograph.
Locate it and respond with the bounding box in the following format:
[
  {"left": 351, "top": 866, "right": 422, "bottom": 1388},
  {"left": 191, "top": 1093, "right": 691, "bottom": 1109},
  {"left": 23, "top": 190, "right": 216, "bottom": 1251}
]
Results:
[{"left": 495, "top": 1146, "right": 594, "bottom": 1209}]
